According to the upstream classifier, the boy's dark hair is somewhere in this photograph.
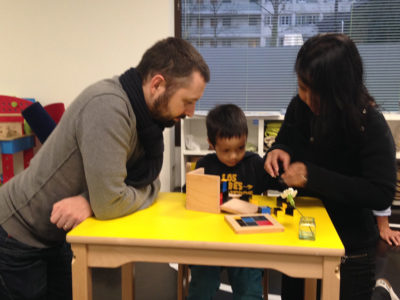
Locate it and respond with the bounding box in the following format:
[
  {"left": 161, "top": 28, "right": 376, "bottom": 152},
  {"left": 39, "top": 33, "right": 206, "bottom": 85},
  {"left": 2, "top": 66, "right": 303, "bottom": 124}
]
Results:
[
  {"left": 136, "top": 37, "right": 210, "bottom": 92},
  {"left": 206, "top": 104, "right": 248, "bottom": 146}
]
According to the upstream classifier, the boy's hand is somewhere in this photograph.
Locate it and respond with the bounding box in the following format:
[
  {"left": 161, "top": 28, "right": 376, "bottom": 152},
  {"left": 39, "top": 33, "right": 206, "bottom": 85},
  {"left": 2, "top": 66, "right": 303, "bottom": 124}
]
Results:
[
  {"left": 265, "top": 149, "right": 290, "bottom": 178},
  {"left": 50, "top": 195, "right": 93, "bottom": 231}
]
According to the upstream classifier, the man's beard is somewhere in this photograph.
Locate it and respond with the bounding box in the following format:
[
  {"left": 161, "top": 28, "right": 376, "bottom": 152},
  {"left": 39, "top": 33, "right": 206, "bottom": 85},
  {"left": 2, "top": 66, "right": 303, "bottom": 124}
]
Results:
[{"left": 150, "top": 91, "right": 186, "bottom": 128}]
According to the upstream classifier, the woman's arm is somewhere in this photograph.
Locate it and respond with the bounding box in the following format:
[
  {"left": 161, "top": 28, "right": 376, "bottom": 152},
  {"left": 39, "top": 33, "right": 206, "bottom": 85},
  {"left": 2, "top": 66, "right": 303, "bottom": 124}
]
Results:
[{"left": 305, "top": 110, "right": 396, "bottom": 210}]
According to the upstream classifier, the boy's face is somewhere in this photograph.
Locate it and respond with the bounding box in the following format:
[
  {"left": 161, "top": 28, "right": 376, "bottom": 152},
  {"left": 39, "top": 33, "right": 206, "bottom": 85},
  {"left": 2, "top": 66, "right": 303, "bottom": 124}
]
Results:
[{"left": 212, "top": 135, "right": 247, "bottom": 167}]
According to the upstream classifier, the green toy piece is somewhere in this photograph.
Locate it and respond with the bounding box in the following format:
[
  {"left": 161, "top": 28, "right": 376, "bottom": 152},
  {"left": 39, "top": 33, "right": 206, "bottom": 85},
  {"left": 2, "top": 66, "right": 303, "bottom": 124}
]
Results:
[
  {"left": 24, "top": 119, "right": 32, "bottom": 135},
  {"left": 280, "top": 188, "right": 304, "bottom": 217},
  {"left": 280, "top": 188, "right": 297, "bottom": 207}
]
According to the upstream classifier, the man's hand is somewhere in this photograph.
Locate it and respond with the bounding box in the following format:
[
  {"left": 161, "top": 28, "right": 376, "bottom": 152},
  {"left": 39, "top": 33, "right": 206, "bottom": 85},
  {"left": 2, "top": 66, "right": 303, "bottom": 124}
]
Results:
[
  {"left": 50, "top": 195, "right": 93, "bottom": 231},
  {"left": 281, "top": 162, "right": 308, "bottom": 188},
  {"left": 264, "top": 149, "right": 290, "bottom": 178}
]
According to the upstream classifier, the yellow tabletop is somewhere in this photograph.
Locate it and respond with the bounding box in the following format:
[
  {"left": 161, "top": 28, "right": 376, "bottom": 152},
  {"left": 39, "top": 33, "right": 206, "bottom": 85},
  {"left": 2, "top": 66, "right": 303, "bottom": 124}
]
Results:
[{"left": 67, "top": 192, "right": 343, "bottom": 256}]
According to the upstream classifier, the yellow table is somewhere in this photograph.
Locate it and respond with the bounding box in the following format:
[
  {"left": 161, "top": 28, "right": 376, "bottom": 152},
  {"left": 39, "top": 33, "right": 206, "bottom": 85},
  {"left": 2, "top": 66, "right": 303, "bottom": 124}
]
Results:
[{"left": 67, "top": 192, "right": 344, "bottom": 300}]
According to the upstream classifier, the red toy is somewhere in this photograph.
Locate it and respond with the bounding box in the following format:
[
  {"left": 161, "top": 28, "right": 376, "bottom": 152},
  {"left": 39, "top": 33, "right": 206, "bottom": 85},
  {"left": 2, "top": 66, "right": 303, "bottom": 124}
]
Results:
[{"left": 0, "top": 95, "right": 35, "bottom": 183}]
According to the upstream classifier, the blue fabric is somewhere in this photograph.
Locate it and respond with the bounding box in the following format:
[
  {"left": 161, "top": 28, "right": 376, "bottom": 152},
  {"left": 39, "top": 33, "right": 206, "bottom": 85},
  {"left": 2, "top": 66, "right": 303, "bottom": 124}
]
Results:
[
  {"left": 188, "top": 265, "right": 263, "bottom": 300},
  {"left": 22, "top": 102, "right": 56, "bottom": 144},
  {"left": 0, "top": 226, "right": 72, "bottom": 300}
]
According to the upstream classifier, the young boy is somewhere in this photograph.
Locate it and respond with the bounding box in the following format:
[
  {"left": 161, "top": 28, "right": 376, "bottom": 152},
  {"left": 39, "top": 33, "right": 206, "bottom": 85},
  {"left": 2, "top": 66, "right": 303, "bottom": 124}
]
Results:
[{"left": 187, "top": 104, "right": 273, "bottom": 300}]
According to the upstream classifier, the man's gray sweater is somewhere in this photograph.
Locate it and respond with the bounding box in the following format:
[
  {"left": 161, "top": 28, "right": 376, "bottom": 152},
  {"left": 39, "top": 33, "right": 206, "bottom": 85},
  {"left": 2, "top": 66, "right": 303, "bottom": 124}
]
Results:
[{"left": 0, "top": 77, "right": 160, "bottom": 248}]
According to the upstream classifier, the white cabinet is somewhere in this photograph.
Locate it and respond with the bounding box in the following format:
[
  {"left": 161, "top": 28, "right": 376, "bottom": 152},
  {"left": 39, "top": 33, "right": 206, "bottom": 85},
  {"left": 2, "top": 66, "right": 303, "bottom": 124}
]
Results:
[
  {"left": 385, "top": 113, "right": 400, "bottom": 160},
  {"left": 179, "top": 111, "right": 284, "bottom": 187},
  {"left": 179, "top": 112, "right": 400, "bottom": 188}
]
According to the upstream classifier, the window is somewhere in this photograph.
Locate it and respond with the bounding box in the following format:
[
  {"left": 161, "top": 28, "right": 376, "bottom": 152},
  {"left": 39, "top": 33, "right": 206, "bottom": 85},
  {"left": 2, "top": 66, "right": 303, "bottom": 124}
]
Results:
[
  {"left": 195, "top": 40, "right": 204, "bottom": 47},
  {"left": 249, "top": 15, "right": 260, "bottom": 26},
  {"left": 222, "top": 40, "right": 232, "bottom": 47},
  {"left": 280, "top": 15, "right": 291, "bottom": 25},
  {"left": 196, "top": 18, "right": 204, "bottom": 27},
  {"left": 179, "top": 0, "right": 400, "bottom": 112},
  {"left": 210, "top": 17, "right": 218, "bottom": 27},
  {"left": 248, "top": 38, "right": 260, "bottom": 47},
  {"left": 264, "top": 15, "right": 272, "bottom": 25},
  {"left": 296, "top": 14, "right": 318, "bottom": 25},
  {"left": 222, "top": 17, "right": 231, "bottom": 27}
]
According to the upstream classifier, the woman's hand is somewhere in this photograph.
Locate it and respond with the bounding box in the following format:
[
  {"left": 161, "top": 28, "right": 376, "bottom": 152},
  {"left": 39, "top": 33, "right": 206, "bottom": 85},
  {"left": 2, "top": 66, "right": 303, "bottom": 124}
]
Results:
[
  {"left": 264, "top": 149, "right": 291, "bottom": 178},
  {"left": 50, "top": 195, "right": 93, "bottom": 231},
  {"left": 281, "top": 162, "right": 308, "bottom": 188},
  {"left": 377, "top": 216, "right": 400, "bottom": 246}
]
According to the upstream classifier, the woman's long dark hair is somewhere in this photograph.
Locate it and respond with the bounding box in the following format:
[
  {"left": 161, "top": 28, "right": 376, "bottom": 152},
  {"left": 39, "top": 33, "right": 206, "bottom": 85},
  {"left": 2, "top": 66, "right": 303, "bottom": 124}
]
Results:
[{"left": 295, "top": 33, "right": 375, "bottom": 143}]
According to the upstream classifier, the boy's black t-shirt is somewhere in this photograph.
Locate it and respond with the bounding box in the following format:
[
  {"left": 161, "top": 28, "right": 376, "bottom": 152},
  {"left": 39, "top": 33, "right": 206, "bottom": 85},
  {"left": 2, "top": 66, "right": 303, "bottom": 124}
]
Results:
[{"left": 195, "top": 151, "right": 272, "bottom": 200}]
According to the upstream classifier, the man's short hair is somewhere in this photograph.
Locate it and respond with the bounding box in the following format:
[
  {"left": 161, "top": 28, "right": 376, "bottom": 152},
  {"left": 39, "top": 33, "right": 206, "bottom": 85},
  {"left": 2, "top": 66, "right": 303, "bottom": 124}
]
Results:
[
  {"left": 136, "top": 37, "right": 210, "bottom": 91},
  {"left": 206, "top": 104, "right": 248, "bottom": 146}
]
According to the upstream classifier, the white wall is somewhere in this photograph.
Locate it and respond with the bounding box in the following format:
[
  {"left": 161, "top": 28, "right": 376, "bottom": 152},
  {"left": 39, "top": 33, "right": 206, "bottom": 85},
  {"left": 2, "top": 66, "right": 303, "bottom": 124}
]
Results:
[
  {"left": 0, "top": 0, "right": 174, "bottom": 105},
  {"left": 0, "top": 0, "right": 176, "bottom": 191}
]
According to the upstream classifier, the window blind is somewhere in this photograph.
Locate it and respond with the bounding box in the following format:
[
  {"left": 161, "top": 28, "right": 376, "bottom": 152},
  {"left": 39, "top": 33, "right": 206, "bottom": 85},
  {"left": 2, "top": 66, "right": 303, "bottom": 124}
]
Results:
[{"left": 178, "top": 0, "right": 400, "bottom": 112}]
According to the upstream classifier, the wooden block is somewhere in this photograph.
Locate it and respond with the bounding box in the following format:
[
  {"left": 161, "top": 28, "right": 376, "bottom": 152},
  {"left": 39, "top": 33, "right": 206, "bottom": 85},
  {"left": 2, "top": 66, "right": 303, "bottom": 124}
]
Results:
[
  {"left": 220, "top": 199, "right": 258, "bottom": 214},
  {"left": 186, "top": 168, "right": 221, "bottom": 213},
  {"left": 225, "top": 213, "right": 284, "bottom": 234}
]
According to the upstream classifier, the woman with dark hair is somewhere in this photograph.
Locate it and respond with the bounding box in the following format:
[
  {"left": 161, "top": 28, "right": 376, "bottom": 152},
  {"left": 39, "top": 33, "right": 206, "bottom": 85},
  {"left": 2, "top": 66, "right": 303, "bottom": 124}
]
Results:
[{"left": 264, "top": 33, "right": 397, "bottom": 299}]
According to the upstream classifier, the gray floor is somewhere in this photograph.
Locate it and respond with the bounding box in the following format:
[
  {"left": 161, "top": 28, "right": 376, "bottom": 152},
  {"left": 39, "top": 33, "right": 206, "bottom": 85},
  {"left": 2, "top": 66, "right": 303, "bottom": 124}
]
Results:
[{"left": 92, "top": 263, "right": 282, "bottom": 300}]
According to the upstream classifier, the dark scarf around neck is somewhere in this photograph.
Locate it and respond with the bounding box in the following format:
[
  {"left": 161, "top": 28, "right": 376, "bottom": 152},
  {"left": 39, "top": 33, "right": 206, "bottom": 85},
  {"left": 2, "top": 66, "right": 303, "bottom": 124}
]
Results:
[{"left": 119, "top": 68, "right": 164, "bottom": 188}]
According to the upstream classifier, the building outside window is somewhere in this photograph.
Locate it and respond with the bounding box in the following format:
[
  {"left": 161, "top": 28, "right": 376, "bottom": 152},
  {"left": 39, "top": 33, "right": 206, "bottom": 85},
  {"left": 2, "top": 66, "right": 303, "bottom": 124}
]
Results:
[{"left": 179, "top": 0, "right": 400, "bottom": 112}]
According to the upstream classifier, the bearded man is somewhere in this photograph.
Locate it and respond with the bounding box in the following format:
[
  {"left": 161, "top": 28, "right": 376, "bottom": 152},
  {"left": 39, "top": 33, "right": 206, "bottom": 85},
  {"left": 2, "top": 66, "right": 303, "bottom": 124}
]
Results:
[{"left": 0, "top": 37, "right": 209, "bottom": 300}]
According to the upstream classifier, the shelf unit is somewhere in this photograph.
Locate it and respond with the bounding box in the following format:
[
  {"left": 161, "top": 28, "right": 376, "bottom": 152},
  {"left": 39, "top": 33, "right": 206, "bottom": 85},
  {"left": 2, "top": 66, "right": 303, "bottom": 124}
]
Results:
[
  {"left": 180, "top": 111, "right": 284, "bottom": 186},
  {"left": 180, "top": 111, "right": 400, "bottom": 187}
]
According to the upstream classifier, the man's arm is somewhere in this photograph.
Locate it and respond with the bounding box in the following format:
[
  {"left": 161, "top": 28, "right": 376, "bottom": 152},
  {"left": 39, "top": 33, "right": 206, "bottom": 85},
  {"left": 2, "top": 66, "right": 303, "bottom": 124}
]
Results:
[
  {"left": 76, "top": 94, "right": 160, "bottom": 219},
  {"left": 50, "top": 195, "right": 93, "bottom": 231}
]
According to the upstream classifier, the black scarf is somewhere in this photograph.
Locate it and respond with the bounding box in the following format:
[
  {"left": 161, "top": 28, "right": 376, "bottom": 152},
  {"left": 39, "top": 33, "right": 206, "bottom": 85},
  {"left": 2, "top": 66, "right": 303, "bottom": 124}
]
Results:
[{"left": 119, "top": 68, "right": 164, "bottom": 188}]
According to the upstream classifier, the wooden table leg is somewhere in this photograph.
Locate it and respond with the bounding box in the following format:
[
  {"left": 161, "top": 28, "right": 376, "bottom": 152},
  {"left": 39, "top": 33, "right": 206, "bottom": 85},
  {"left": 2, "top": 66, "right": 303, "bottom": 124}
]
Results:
[
  {"left": 121, "top": 263, "right": 135, "bottom": 300},
  {"left": 71, "top": 244, "right": 92, "bottom": 300},
  {"left": 321, "top": 257, "right": 341, "bottom": 300},
  {"left": 177, "top": 264, "right": 190, "bottom": 300},
  {"left": 177, "top": 264, "right": 184, "bottom": 300},
  {"left": 304, "top": 278, "right": 317, "bottom": 300}
]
